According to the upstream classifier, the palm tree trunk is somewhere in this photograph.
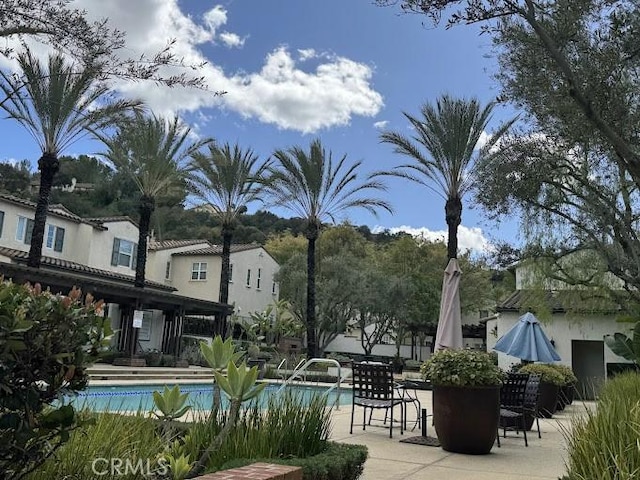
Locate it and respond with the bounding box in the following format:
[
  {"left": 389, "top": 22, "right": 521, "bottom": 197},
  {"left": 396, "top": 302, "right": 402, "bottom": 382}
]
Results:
[
  {"left": 306, "top": 229, "right": 318, "bottom": 358},
  {"left": 217, "top": 226, "right": 233, "bottom": 337},
  {"left": 135, "top": 195, "right": 155, "bottom": 288},
  {"left": 27, "top": 153, "right": 60, "bottom": 268},
  {"left": 445, "top": 196, "right": 462, "bottom": 259}
]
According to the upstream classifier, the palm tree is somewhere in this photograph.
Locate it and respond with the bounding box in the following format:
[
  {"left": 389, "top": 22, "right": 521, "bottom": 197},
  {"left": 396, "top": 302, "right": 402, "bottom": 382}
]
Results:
[
  {"left": 0, "top": 49, "right": 140, "bottom": 267},
  {"left": 267, "top": 139, "right": 392, "bottom": 357},
  {"left": 98, "top": 113, "right": 211, "bottom": 288},
  {"left": 188, "top": 142, "right": 269, "bottom": 335},
  {"left": 380, "top": 95, "right": 514, "bottom": 259}
]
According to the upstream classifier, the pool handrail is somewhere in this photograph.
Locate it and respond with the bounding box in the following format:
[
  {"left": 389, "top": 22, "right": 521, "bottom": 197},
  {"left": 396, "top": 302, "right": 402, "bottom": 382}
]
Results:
[{"left": 276, "top": 358, "right": 346, "bottom": 409}]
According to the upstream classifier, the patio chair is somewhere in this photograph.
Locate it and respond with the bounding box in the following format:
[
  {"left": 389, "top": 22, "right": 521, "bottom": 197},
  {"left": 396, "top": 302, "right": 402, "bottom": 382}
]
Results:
[
  {"left": 496, "top": 372, "right": 530, "bottom": 447},
  {"left": 350, "top": 362, "right": 404, "bottom": 438},
  {"left": 524, "top": 374, "right": 542, "bottom": 439}
]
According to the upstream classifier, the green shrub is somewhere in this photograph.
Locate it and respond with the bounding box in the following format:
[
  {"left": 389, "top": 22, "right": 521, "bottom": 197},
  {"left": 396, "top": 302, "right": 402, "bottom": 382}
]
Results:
[
  {"left": 563, "top": 372, "right": 640, "bottom": 480},
  {"left": 0, "top": 281, "right": 110, "bottom": 479},
  {"left": 217, "top": 442, "right": 368, "bottom": 480},
  {"left": 548, "top": 364, "right": 578, "bottom": 385},
  {"left": 27, "top": 411, "right": 165, "bottom": 480},
  {"left": 421, "top": 349, "right": 505, "bottom": 386},
  {"left": 518, "top": 363, "right": 565, "bottom": 386}
]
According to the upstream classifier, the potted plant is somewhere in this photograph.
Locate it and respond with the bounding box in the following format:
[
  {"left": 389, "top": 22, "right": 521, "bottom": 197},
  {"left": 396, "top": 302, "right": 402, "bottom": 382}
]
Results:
[
  {"left": 421, "top": 349, "right": 505, "bottom": 454},
  {"left": 517, "top": 363, "right": 564, "bottom": 417},
  {"left": 549, "top": 364, "right": 578, "bottom": 410}
]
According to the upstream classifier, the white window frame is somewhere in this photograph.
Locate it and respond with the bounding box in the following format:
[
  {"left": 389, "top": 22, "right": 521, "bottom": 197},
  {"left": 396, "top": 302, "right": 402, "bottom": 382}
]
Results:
[
  {"left": 272, "top": 280, "right": 277, "bottom": 295},
  {"left": 256, "top": 268, "right": 262, "bottom": 290},
  {"left": 191, "top": 262, "right": 207, "bottom": 281},
  {"left": 165, "top": 261, "right": 171, "bottom": 280},
  {"left": 45, "top": 224, "right": 65, "bottom": 252},
  {"left": 112, "top": 238, "right": 137, "bottom": 268},
  {"left": 16, "top": 216, "right": 34, "bottom": 244},
  {"left": 246, "top": 268, "right": 251, "bottom": 287}
]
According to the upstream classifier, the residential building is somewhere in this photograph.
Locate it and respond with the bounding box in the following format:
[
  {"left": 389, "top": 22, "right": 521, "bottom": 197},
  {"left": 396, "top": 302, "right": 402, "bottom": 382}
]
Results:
[
  {"left": 0, "top": 193, "right": 229, "bottom": 357},
  {"left": 487, "top": 260, "right": 635, "bottom": 399},
  {"left": 147, "top": 240, "right": 280, "bottom": 322}
]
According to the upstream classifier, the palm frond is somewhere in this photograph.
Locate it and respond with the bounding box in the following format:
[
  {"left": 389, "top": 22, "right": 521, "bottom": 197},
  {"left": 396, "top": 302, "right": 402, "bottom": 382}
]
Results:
[
  {"left": 0, "top": 48, "right": 141, "bottom": 156},
  {"left": 265, "top": 139, "right": 392, "bottom": 228}
]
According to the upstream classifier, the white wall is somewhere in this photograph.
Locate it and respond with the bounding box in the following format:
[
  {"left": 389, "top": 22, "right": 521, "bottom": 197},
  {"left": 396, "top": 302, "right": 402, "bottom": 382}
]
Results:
[
  {"left": 87, "top": 220, "right": 140, "bottom": 274},
  {"left": 493, "top": 311, "right": 634, "bottom": 371},
  {"left": 227, "top": 248, "right": 279, "bottom": 317},
  {"left": 146, "top": 242, "right": 210, "bottom": 286},
  {"left": 0, "top": 200, "right": 86, "bottom": 260}
]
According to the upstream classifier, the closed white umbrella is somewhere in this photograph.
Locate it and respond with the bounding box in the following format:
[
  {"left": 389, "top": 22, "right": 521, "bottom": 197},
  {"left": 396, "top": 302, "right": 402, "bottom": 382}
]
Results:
[{"left": 434, "top": 258, "right": 463, "bottom": 351}]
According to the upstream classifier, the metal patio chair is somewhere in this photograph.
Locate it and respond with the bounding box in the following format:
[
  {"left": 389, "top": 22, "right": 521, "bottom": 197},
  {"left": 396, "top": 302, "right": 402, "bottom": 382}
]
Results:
[
  {"left": 350, "top": 362, "right": 404, "bottom": 438},
  {"left": 496, "top": 372, "right": 530, "bottom": 447}
]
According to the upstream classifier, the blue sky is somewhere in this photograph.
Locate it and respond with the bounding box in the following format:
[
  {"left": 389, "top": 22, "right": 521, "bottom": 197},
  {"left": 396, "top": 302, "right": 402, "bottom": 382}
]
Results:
[{"left": 0, "top": 0, "right": 520, "bottom": 253}]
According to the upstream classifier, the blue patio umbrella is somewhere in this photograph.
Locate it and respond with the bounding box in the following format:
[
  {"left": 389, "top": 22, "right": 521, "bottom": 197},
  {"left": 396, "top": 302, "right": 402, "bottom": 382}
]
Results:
[{"left": 493, "top": 312, "right": 561, "bottom": 362}]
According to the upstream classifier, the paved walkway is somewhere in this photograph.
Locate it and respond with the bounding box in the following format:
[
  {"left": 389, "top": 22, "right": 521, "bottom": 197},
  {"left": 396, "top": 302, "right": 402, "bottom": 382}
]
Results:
[{"left": 331, "top": 389, "right": 586, "bottom": 480}]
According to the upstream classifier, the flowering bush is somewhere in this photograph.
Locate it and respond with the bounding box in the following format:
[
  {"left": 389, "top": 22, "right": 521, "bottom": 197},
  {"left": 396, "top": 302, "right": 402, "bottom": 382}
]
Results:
[
  {"left": 0, "top": 280, "right": 111, "bottom": 479},
  {"left": 421, "top": 349, "right": 505, "bottom": 387}
]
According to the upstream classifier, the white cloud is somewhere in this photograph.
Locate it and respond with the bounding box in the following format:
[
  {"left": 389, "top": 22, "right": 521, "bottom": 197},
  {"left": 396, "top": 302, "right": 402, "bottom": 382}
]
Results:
[
  {"left": 203, "top": 5, "right": 228, "bottom": 34},
  {"left": 219, "top": 32, "right": 246, "bottom": 48},
  {"left": 373, "top": 120, "right": 389, "bottom": 129},
  {"left": 298, "top": 48, "right": 317, "bottom": 61},
  {"left": 55, "top": 1, "right": 382, "bottom": 133},
  {"left": 372, "top": 224, "right": 491, "bottom": 254},
  {"left": 476, "top": 130, "right": 490, "bottom": 150}
]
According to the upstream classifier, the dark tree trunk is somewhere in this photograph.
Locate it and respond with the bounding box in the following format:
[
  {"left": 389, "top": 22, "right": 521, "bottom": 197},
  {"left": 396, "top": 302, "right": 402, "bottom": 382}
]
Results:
[
  {"left": 217, "top": 225, "right": 234, "bottom": 337},
  {"left": 306, "top": 224, "right": 319, "bottom": 358},
  {"left": 445, "top": 195, "right": 462, "bottom": 259},
  {"left": 27, "top": 153, "right": 60, "bottom": 268},
  {"left": 135, "top": 194, "right": 155, "bottom": 288}
]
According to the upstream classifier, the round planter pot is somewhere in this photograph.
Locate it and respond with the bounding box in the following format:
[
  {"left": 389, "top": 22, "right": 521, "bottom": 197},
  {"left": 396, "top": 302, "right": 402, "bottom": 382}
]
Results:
[
  {"left": 433, "top": 385, "right": 500, "bottom": 455},
  {"left": 538, "top": 382, "right": 560, "bottom": 418}
]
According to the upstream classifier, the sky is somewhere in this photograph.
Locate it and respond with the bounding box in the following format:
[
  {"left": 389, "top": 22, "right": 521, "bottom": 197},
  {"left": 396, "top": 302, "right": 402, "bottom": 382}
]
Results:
[{"left": 0, "top": 0, "right": 521, "bottom": 254}]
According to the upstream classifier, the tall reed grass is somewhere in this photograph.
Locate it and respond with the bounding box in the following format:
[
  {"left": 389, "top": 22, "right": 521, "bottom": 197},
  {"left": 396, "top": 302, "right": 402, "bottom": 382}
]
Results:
[
  {"left": 27, "top": 410, "right": 165, "bottom": 480},
  {"left": 174, "top": 390, "right": 332, "bottom": 471},
  {"left": 563, "top": 372, "right": 640, "bottom": 480}
]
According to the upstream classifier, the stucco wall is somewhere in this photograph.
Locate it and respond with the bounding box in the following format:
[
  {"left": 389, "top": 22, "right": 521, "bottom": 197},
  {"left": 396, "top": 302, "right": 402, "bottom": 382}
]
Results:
[
  {"left": 227, "top": 248, "right": 279, "bottom": 316},
  {"left": 494, "top": 311, "right": 634, "bottom": 371},
  {"left": 170, "top": 254, "right": 220, "bottom": 301},
  {"left": 146, "top": 242, "right": 210, "bottom": 286},
  {"left": 87, "top": 220, "right": 140, "bottom": 274},
  {"left": 0, "top": 201, "right": 87, "bottom": 260}
]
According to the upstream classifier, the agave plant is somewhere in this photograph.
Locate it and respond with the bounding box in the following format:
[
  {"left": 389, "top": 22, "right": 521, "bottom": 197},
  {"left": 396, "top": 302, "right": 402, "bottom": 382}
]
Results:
[
  {"left": 152, "top": 385, "right": 191, "bottom": 422},
  {"left": 189, "top": 361, "right": 266, "bottom": 477},
  {"left": 200, "top": 335, "right": 243, "bottom": 411}
]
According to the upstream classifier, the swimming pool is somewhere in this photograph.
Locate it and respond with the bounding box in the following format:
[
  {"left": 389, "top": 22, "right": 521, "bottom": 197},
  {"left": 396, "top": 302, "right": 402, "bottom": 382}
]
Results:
[{"left": 68, "top": 383, "right": 351, "bottom": 412}]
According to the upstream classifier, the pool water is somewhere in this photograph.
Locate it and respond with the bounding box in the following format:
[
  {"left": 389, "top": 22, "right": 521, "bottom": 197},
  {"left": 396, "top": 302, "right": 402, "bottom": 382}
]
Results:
[{"left": 67, "top": 383, "right": 351, "bottom": 412}]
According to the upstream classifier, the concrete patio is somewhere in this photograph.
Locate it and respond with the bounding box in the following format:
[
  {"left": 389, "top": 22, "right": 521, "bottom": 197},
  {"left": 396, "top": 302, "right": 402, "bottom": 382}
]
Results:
[{"left": 331, "top": 388, "right": 584, "bottom": 480}]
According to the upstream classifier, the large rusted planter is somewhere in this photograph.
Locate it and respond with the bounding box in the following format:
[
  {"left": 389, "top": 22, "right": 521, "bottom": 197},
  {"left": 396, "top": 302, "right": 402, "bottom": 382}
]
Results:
[
  {"left": 538, "top": 382, "right": 559, "bottom": 418},
  {"left": 433, "top": 385, "right": 500, "bottom": 455}
]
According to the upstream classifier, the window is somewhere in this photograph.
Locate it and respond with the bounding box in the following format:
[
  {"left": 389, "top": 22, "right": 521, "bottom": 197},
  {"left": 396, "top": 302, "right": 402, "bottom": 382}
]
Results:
[
  {"left": 0, "top": 211, "right": 4, "bottom": 237},
  {"left": 191, "top": 262, "right": 207, "bottom": 280},
  {"left": 165, "top": 261, "right": 171, "bottom": 280},
  {"left": 256, "top": 268, "right": 262, "bottom": 289},
  {"left": 45, "top": 225, "right": 65, "bottom": 252},
  {"left": 111, "top": 238, "right": 137, "bottom": 269},
  {"left": 228, "top": 264, "right": 233, "bottom": 283},
  {"left": 16, "top": 216, "right": 34, "bottom": 244},
  {"left": 272, "top": 280, "right": 277, "bottom": 295},
  {"left": 245, "top": 268, "right": 251, "bottom": 287}
]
